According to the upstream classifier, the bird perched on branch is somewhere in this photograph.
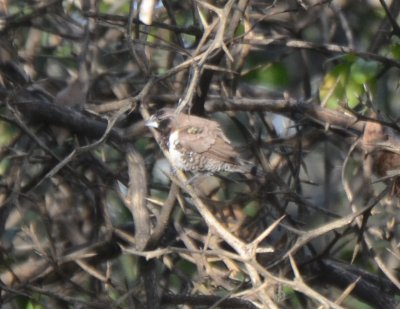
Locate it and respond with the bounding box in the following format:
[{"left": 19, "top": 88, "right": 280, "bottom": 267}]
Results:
[
  {"left": 146, "top": 107, "right": 260, "bottom": 176},
  {"left": 362, "top": 115, "right": 400, "bottom": 195}
]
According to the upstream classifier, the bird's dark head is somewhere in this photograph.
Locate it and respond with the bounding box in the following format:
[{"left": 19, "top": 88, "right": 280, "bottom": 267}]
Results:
[{"left": 145, "top": 108, "right": 176, "bottom": 130}]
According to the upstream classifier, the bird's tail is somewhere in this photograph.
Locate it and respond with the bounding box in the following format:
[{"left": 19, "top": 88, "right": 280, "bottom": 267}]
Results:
[{"left": 236, "top": 160, "right": 266, "bottom": 179}]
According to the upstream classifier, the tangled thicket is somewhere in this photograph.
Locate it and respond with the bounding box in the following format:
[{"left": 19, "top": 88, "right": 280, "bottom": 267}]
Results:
[{"left": 1, "top": 0, "right": 400, "bottom": 308}]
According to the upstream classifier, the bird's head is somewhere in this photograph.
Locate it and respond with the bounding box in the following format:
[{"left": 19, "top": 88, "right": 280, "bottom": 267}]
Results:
[{"left": 145, "top": 108, "right": 176, "bottom": 130}]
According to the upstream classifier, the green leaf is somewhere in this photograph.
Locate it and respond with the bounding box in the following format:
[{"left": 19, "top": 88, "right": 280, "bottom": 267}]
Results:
[
  {"left": 390, "top": 43, "right": 400, "bottom": 59},
  {"left": 319, "top": 58, "right": 379, "bottom": 110},
  {"left": 243, "top": 201, "right": 260, "bottom": 217},
  {"left": 350, "top": 59, "right": 380, "bottom": 84},
  {"left": 245, "top": 62, "right": 289, "bottom": 88},
  {"left": 345, "top": 79, "right": 363, "bottom": 108},
  {"left": 319, "top": 62, "right": 349, "bottom": 109}
]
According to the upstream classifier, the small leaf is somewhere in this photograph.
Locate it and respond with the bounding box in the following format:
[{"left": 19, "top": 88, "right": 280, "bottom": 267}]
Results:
[
  {"left": 245, "top": 62, "right": 289, "bottom": 88},
  {"left": 320, "top": 58, "right": 379, "bottom": 110},
  {"left": 243, "top": 201, "right": 260, "bottom": 217},
  {"left": 390, "top": 43, "right": 400, "bottom": 59},
  {"left": 319, "top": 62, "right": 349, "bottom": 109},
  {"left": 345, "top": 80, "right": 363, "bottom": 108},
  {"left": 350, "top": 59, "right": 380, "bottom": 84}
]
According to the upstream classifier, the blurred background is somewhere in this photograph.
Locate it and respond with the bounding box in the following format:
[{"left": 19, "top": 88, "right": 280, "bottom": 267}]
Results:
[{"left": 0, "top": 0, "right": 400, "bottom": 308}]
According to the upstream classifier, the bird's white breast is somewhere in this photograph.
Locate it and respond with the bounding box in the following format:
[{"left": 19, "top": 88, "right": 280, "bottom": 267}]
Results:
[{"left": 168, "top": 130, "right": 187, "bottom": 170}]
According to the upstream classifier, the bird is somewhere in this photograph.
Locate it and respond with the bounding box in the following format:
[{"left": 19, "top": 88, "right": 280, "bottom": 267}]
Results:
[
  {"left": 362, "top": 117, "right": 400, "bottom": 195},
  {"left": 145, "top": 107, "right": 260, "bottom": 176}
]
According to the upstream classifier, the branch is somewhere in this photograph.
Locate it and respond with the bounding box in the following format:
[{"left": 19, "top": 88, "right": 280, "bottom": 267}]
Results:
[{"left": 14, "top": 99, "right": 124, "bottom": 142}]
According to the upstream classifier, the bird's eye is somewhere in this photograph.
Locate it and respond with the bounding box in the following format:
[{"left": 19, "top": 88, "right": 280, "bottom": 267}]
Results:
[{"left": 187, "top": 127, "right": 202, "bottom": 134}]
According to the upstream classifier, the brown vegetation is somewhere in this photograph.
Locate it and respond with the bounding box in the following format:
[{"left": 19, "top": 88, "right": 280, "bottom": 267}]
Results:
[{"left": 1, "top": 1, "right": 400, "bottom": 308}]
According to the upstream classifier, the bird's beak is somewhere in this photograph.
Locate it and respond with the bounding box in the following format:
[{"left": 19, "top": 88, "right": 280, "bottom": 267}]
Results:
[{"left": 145, "top": 116, "right": 159, "bottom": 128}]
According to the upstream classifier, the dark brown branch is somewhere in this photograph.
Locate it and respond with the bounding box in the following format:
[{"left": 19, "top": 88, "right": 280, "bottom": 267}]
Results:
[
  {"left": 84, "top": 11, "right": 202, "bottom": 37},
  {"left": 206, "top": 97, "right": 364, "bottom": 135},
  {"left": 244, "top": 38, "right": 400, "bottom": 69},
  {"left": 378, "top": 0, "right": 400, "bottom": 39},
  {"left": 314, "top": 259, "right": 399, "bottom": 309},
  {"left": 161, "top": 293, "right": 258, "bottom": 309},
  {"left": 14, "top": 100, "right": 124, "bottom": 142}
]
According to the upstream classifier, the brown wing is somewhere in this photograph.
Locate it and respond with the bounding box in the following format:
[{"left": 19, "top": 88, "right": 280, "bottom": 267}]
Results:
[{"left": 175, "top": 114, "right": 239, "bottom": 164}]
